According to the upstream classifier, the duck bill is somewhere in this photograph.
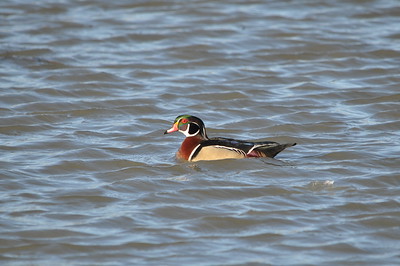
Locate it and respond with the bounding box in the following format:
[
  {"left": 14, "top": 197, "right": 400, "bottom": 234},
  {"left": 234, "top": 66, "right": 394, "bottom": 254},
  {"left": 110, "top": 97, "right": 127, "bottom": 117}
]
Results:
[{"left": 164, "top": 122, "right": 179, "bottom": 134}]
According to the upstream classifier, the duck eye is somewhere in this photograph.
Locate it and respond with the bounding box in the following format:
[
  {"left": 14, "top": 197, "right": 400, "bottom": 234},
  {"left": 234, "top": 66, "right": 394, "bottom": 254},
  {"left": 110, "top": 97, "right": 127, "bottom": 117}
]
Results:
[{"left": 181, "top": 118, "right": 188, "bottom": 124}]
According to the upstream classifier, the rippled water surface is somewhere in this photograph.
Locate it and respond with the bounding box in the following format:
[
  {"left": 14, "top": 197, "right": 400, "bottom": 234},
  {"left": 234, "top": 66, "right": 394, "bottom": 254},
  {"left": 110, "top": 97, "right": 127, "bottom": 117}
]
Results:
[{"left": 1, "top": 0, "right": 400, "bottom": 265}]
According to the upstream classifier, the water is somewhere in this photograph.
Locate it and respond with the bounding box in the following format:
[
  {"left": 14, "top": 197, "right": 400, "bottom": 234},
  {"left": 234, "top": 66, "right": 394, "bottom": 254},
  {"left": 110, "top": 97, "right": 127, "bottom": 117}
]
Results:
[{"left": 1, "top": 0, "right": 400, "bottom": 265}]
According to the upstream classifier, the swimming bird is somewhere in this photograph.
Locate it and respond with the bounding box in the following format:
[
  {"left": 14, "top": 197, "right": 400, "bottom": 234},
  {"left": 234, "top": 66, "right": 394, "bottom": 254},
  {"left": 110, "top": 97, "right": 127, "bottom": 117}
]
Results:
[{"left": 164, "top": 115, "right": 296, "bottom": 161}]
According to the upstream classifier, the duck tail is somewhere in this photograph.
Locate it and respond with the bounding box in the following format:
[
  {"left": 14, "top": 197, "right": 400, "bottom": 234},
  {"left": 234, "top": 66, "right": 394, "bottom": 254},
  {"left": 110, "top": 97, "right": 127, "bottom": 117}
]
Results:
[{"left": 255, "top": 142, "right": 296, "bottom": 158}]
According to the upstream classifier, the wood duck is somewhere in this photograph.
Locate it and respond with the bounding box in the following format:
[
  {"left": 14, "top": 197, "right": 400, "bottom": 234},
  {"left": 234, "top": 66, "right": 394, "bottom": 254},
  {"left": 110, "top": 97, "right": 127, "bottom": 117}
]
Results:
[{"left": 164, "top": 115, "right": 296, "bottom": 162}]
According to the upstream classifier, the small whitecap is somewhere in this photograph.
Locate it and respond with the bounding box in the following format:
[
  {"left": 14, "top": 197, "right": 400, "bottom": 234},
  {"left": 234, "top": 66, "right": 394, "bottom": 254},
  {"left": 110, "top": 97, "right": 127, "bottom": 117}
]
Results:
[{"left": 307, "top": 180, "right": 335, "bottom": 191}]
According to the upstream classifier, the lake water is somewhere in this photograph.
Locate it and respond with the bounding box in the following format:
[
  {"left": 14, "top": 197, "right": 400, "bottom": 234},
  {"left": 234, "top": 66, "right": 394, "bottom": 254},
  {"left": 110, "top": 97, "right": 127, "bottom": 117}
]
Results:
[{"left": 1, "top": 0, "right": 400, "bottom": 265}]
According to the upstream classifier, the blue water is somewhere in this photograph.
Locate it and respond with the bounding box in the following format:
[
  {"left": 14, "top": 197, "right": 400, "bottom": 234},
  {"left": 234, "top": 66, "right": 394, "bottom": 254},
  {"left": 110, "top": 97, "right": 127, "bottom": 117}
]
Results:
[{"left": 1, "top": 0, "right": 400, "bottom": 265}]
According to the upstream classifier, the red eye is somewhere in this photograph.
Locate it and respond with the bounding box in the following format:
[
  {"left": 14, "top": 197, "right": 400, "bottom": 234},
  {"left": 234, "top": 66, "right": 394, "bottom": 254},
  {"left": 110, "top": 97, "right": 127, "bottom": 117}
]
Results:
[{"left": 181, "top": 118, "right": 188, "bottom": 124}]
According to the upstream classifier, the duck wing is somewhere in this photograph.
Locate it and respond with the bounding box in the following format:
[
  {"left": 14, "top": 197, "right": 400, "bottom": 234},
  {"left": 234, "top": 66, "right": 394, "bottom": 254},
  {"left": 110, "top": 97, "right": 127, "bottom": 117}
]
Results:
[{"left": 188, "top": 138, "right": 249, "bottom": 161}]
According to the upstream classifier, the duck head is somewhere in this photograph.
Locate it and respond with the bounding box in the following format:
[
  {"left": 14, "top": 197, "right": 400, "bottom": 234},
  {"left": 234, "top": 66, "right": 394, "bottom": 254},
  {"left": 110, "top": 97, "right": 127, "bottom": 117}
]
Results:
[{"left": 164, "top": 115, "right": 208, "bottom": 139}]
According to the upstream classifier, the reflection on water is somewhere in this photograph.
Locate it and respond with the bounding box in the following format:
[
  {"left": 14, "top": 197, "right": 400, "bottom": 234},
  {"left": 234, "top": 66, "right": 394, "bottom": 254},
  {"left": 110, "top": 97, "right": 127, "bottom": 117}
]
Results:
[{"left": 1, "top": 0, "right": 400, "bottom": 265}]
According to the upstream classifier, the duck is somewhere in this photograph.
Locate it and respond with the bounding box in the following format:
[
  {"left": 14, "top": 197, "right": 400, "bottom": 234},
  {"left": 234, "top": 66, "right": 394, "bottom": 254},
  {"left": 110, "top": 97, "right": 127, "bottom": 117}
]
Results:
[{"left": 164, "top": 115, "right": 296, "bottom": 162}]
